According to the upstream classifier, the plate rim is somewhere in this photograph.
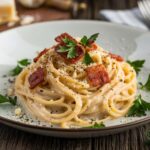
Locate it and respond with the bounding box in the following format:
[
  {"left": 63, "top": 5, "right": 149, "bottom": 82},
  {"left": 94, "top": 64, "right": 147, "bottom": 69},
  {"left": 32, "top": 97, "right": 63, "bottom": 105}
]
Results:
[
  {"left": 0, "top": 20, "right": 150, "bottom": 135},
  {"left": 0, "top": 20, "right": 149, "bottom": 35},
  {"left": 0, "top": 115, "right": 150, "bottom": 132}
]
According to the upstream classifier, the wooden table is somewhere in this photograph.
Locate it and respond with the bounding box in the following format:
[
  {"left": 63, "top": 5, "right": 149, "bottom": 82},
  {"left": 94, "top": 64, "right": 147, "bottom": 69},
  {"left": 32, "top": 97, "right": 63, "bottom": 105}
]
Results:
[
  {"left": 0, "top": 123, "right": 150, "bottom": 150},
  {"left": 1, "top": 0, "right": 150, "bottom": 150}
]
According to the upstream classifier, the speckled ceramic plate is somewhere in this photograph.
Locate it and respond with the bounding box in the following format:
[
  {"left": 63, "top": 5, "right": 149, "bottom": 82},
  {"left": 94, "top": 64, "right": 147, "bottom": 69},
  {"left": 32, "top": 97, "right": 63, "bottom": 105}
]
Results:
[{"left": 0, "top": 20, "right": 150, "bottom": 138}]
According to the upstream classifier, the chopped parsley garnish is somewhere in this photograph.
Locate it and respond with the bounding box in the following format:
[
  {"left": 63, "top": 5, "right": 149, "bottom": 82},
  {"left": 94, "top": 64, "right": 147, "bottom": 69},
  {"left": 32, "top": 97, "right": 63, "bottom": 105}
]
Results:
[
  {"left": 127, "top": 60, "right": 145, "bottom": 74},
  {"left": 10, "top": 59, "right": 31, "bottom": 76},
  {"left": 83, "top": 52, "right": 94, "bottom": 65},
  {"left": 86, "top": 122, "right": 105, "bottom": 128},
  {"left": 57, "top": 38, "right": 77, "bottom": 59},
  {"left": 140, "top": 74, "right": 150, "bottom": 91},
  {"left": 80, "top": 33, "right": 99, "bottom": 46},
  {"left": 18, "top": 59, "right": 30, "bottom": 66},
  {"left": 0, "top": 94, "right": 17, "bottom": 105},
  {"left": 67, "top": 47, "right": 77, "bottom": 59},
  {"left": 127, "top": 95, "right": 150, "bottom": 117},
  {"left": 80, "top": 36, "right": 88, "bottom": 46}
]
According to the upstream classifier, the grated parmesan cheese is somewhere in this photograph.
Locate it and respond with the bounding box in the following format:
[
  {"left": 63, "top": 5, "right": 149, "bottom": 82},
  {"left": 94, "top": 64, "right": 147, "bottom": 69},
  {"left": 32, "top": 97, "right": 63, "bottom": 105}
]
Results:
[{"left": 15, "top": 107, "right": 22, "bottom": 116}]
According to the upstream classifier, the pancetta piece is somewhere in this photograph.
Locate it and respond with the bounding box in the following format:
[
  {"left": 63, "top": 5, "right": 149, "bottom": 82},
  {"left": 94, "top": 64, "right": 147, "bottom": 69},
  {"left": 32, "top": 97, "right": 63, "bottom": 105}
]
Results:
[
  {"left": 28, "top": 67, "right": 44, "bottom": 89},
  {"left": 86, "top": 65, "right": 110, "bottom": 87}
]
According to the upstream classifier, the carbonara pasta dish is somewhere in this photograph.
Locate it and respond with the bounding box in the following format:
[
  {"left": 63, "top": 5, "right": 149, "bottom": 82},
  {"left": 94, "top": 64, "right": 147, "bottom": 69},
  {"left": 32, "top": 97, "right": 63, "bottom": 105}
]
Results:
[{"left": 15, "top": 33, "right": 137, "bottom": 128}]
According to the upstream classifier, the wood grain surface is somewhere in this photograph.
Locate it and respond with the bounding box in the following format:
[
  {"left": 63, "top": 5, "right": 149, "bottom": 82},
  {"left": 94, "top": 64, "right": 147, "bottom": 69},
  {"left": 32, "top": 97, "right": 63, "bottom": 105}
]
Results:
[
  {"left": 1, "top": 0, "right": 150, "bottom": 150},
  {"left": 0, "top": 123, "right": 150, "bottom": 150}
]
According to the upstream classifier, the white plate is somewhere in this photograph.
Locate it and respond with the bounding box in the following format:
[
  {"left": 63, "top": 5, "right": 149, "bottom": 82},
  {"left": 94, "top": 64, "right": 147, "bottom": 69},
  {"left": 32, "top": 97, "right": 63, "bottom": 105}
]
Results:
[{"left": 0, "top": 20, "right": 150, "bottom": 138}]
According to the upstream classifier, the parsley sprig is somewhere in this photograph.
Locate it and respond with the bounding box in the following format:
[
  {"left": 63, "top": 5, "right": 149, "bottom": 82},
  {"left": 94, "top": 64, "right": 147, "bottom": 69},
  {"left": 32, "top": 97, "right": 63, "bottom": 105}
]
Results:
[
  {"left": 83, "top": 52, "right": 94, "bottom": 65},
  {"left": 127, "top": 95, "right": 150, "bottom": 117},
  {"left": 140, "top": 74, "right": 150, "bottom": 91},
  {"left": 57, "top": 34, "right": 99, "bottom": 64},
  {"left": 10, "top": 59, "right": 31, "bottom": 76},
  {"left": 0, "top": 94, "right": 17, "bottom": 105},
  {"left": 86, "top": 122, "right": 105, "bottom": 128},
  {"left": 127, "top": 60, "right": 145, "bottom": 74},
  {"left": 80, "top": 33, "right": 99, "bottom": 46},
  {"left": 81, "top": 33, "right": 99, "bottom": 65},
  {"left": 57, "top": 38, "right": 77, "bottom": 59}
]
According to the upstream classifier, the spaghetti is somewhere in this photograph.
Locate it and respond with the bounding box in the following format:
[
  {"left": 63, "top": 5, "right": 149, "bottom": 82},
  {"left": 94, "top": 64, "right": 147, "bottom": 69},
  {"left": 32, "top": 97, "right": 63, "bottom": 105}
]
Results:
[{"left": 15, "top": 33, "right": 137, "bottom": 128}]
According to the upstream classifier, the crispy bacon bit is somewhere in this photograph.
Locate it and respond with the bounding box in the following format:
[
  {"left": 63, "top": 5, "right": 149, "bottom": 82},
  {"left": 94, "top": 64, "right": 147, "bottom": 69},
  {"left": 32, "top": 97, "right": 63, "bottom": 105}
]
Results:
[
  {"left": 88, "top": 39, "right": 95, "bottom": 45},
  {"left": 109, "top": 53, "right": 124, "bottom": 62},
  {"left": 86, "top": 43, "right": 97, "bottom": 51},
  {"left": 28, "top": 67, "right": 44, "bottom": 89},
  {"left": 55, "top": 33, "right": 77, "bottom": 44},
  {"left": 34, "top": 48, "right": 49, "bottom": 63},
  {"left": 86, "top": 65, "right": 110, "bottom": 87}
]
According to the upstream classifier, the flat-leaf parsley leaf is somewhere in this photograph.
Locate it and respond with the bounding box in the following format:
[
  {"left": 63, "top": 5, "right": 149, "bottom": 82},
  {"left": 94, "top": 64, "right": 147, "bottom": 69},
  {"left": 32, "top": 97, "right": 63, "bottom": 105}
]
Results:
[
  {"left": 80, "top": 33, "right": 99, "bottom": 46},
  {"left": 83, "top": 52, "right": 94, "bottom": 65},
  {"left": 57, "top": 38, "right": 77, "bottom": 59},
  {"left": 127, "top": 95, "right": 150, "bottom": 117},
  {"left": 10, "top": 59, "right": 31, "bottom": 76},
  {"left": 127, "top": 60, "right": 145, "bottom": 74},
  {"left": 0, "top": 94, "right": 17, "bottom": 105}
]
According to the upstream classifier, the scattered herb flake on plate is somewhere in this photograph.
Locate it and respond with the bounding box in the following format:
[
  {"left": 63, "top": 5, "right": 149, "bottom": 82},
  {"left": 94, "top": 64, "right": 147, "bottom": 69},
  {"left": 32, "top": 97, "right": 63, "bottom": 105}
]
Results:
[{"left": 85, "top": 122, "right": 105, "bottom": 128}]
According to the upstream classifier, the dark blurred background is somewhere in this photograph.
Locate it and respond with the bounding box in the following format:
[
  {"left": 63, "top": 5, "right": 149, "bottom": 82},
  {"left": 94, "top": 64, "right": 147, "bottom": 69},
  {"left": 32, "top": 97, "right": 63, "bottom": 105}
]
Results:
[
  {"left": 93, "top": 0, "right": 137, "bottom": 18},
  {"left": 72, "top": 0, "right": 138, "bottom": 19},
  {"left": 94, "top": 0, "right": 137, "bottom": 10},
  {"left": 0, "top": 0, "right": 140, "bottom": 31}
]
